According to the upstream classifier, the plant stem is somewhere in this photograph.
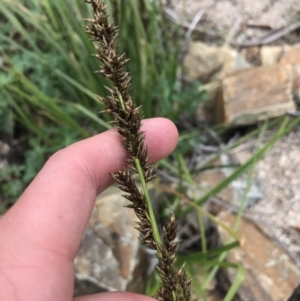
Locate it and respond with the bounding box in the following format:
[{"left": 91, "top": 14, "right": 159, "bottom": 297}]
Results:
[
  {"left": 118, "top": 84, "right": 161, "bottom": 246},
  {"left": 134, "top": 158, "right": 161, "bottom": 245}
]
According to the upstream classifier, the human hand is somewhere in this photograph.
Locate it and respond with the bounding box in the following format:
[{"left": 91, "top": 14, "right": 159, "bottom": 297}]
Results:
[{"left": 0, "top": 118, "right": 178, "bottom": 301}]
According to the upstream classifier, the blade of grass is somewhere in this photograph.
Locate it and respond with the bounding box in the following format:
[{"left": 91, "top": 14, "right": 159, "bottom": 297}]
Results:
[
  {"left": 177, "top": 241, "right": 240, "bottom": 264},
  {"left": 4, "top": 89, "right": 52, "bottom": 144},
  {"left": 201, "top": 130, "right": 263, "bottom": 293},
  {"left": 55, "top": 100, "right": 111, "bottom": 130},
  {"left": 0, "top": 2, "right": 39, "bottom": 52},
  {"left": 0, "top": 34, "right": 103, "bottom": 105},
  {"left": 181, "top": 116, "right": 299, "bottom": 216},
  {"left": 157, "top": 183, "right": 241, "bottom": 241},
  {"left": 223, "top": 264, "right": 246, "bottom": 301},
  {"left": 192, "top": 117, "right": 284, "bottom": 172},
  {"left": 7, "top": 75, "right": 90, "bottom": 138}
]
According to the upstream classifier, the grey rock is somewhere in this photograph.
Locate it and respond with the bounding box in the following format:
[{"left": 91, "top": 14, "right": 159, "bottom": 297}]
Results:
[{"left": 74, "top": 187, "right": 149, "bottom": 296}]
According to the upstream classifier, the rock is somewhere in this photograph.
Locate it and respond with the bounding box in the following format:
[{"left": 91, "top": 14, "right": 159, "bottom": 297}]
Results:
[
  {"left": 290, "top": 65, "right": 300, "bottom": 104},
  {"left": 183, "top": 42, "right": 250, "bottom": 83},
  {"left": 280, "top": 44, "right": 300, "bottom": 66},
  {"left": 260, "top": 46, "right": 288, "bottom": 66},
  {"left": 215, "top": 65, "right": 296, "bottom": 125},
  {"left": 192, "top": 154, "right": 263, "bottom": 213},
  {"left": 287, "top": 284, "right": 300, "bottom": 301},
  {"left": 194, "top": 167, "right": 235, "bottom": 205},
  {"left": 229, "top": 128, "right": 300, "bottom": 261},
  {"left": 260, "top": 44, "right": 300, "bottom": 104},
  {"left": 74, "top": 187, "right": 148, "bottom": 296},
  {"left": 278, "top": 45, "right": 300, "bottom": 103},
  {"left": 260, "top": 44, "right": 300, "bottom": 67},
  {"left": 217, "top": 211, "right": 300, "bottom": 301},
  {"left": 241, "top": 46, "right": 262, "bottom": 66}
]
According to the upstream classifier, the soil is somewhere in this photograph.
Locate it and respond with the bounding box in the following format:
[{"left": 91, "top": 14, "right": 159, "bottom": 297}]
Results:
[{"left": 164, "top": 0, "right": 300, "bottom": 45}]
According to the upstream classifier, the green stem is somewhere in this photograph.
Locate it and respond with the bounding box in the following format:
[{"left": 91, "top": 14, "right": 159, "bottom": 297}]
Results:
[
  {"left": 134, "top": 158, "right": 161, "bottom": 245},
  {"left": 117, "top": 87, "right": 161, "bottom": 246},
  {"left": 117, "top": 89, "right": 125, "bottom": 110}
]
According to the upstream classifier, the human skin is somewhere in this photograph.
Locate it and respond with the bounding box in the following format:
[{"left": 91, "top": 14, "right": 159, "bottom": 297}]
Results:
[{"left": 0, "top": 118, "right": 178, "bottom": 301}]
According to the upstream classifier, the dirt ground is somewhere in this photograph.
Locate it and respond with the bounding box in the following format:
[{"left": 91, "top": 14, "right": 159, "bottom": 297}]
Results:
[
  {"left": 164, "top": 0, "right": 300, "bottom": 44},
  {"left": 166, "top": 0, "right": 300, "bottom": 28}
]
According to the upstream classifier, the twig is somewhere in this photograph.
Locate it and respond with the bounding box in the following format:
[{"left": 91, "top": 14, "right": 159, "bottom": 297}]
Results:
[
  {"left": 286, "top": 110, "right": 300, "bottom": 117},
  {"left": 231, "top": 21, "right": 300, "bottom": 47},
  {"left": 178, "top": 9, "right": 204, "bottom": 62},
  {"left": 164, "top": 7, "right": 223, "bottom": 40}
]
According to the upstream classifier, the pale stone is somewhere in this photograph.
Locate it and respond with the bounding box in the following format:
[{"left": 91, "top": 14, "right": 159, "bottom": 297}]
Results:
[
  {"left": 183, "top": 42, "right": 250, "bottom": 83},
  {"left": 193, "top": 154, "right": 262, "bottom": 214},
  {"left": 217, "top": 211, "right": 300, "bottom": 301},
  {"left": 74, "top": 187, "right": 148, "bottom": 296},
  {"left": 216, "top": 65, "right": 296, "bottom": 125},
  {"left": 280, "top": 44, "right": 300, "bottom": 65},
  {"left": 261, "top": 46, "right": 289, "bottom": 66}
]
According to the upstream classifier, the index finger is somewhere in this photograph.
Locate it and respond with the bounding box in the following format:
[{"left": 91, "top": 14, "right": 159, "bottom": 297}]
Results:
[{"left": 0, "top": 118, "right": 178, "bottom": 260}]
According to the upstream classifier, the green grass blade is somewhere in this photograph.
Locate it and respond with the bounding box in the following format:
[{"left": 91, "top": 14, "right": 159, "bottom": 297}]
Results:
[
  {"left": 223, "top": 265, "right": 246, "bottom": 301},
  {"left": 181, "top": 116, "right": 299, "bottom": 216},
  {"left": 177, "top": 241, "right": 240, "bottom": 265},
  {"left": 55, "top": 101, "right": 111, "bottom": 130},
  {"left": 4, "top": 89, "right": 52, "bottom": 143}
]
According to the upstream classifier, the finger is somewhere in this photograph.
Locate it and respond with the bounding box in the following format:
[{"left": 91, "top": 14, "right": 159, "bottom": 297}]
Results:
[
  {"left": 74, "top": 291, "right": 156, "bottom": 301},
  {"left": 0, "top": 118, "right": 178, "bottom": 260}
]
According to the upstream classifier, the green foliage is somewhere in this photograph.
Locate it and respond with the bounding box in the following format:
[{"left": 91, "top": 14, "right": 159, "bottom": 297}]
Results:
[
  {"left": 0, "top": 0, "right": 183, "bottom": 118},
  {"left": 0, "top": 0, "right": 192, "bottom": 209},
  {"left": 0, "top": 165, "right": 25, "bottom": 199},
  {"left": 159, "top": 80, "right": 206, "bottom": 121}
]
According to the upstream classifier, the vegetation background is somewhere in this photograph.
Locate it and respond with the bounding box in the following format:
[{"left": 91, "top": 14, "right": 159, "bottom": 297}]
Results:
[{"left": 1, "top": 0, "right": 300, "bottom": 300}]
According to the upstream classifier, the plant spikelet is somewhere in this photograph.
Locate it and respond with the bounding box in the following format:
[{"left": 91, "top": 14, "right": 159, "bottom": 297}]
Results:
[{"left": 84, "top": 1, "right": 191, "bottom": 300}]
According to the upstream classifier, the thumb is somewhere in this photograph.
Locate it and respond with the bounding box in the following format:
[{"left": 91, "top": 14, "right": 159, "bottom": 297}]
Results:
[{"left": 74, "top": 291, "right": 156, "bottom": 301}]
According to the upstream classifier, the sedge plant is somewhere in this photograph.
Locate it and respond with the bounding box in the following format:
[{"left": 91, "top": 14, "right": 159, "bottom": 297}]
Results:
[{"left": 84, "top": 1, "right": 191, "bottom": 300}]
